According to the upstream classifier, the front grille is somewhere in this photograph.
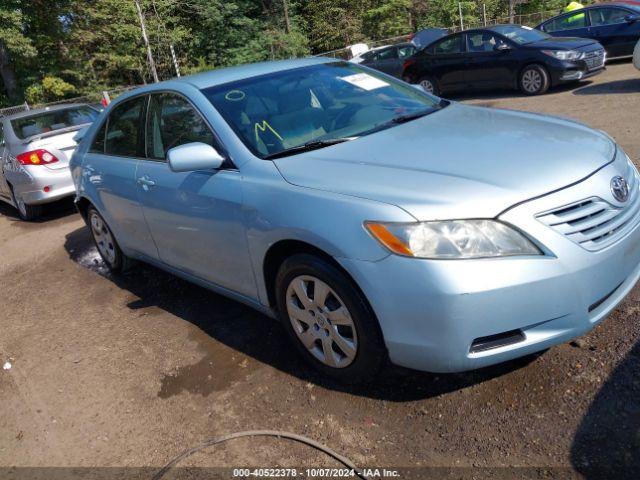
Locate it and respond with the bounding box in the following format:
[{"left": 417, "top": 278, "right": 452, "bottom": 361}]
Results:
[
  {"left": 537, "top": 165, "right": 640, "bottom": 251},
  {"left": 584, "top": 48, "right": 605, "bottom": 70}
]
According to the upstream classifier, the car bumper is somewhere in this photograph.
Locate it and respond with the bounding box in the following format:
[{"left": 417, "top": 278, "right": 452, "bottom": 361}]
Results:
[
  {"left": 339, "top": 154, "right": 640, "bottom": 373},
  {"left": 549, "top": 55, "right": 606, "bottom": 85},
  {"left": 9, "top": 165, "right": 75, "bottom": 205}
]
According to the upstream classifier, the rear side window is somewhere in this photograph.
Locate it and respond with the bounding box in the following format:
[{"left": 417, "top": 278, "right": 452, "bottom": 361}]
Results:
[
  {"left": 544, "top": 12, "right": 588, "bottom": 32},
  {"left": 433, "top": 35, "right": 464, "bottom": 55},
  {"left": 590, "top": 8, "right": 629, "bottom": 26},
  {"left": 105, "top": 96, "right": 146, "bottom": 157},
  {"left": 146, "top": 93, "right": 215, "bottom": 161}
]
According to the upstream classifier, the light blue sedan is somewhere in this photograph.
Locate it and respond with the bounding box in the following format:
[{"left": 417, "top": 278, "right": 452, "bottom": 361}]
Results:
[{"left": 70, "top": 57, "right": 640, "bottom": 382}]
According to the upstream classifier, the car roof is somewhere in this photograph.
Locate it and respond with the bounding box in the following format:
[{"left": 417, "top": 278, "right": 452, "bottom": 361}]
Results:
[
  {"left": 3, "top": 103, "right": 89, "bottom": 121},
  {"left": 175, "top": 57, "right": 336, "bottom": 90}
]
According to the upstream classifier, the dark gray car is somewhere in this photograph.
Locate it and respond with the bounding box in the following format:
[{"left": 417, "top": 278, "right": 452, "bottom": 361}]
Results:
[{"left": 357, "top": 43, "right": 417, "bottom": 77}]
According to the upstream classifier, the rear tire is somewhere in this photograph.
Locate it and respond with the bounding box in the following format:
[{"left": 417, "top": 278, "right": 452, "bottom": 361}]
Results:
[
  {"left": 9, "top": 184, "right": 42, "bottom": 221},
  {"left": 519, "top": 64, "right": 550, "bottom": 95},
  {"left": 87, "top": 207, "right": 128, "bottom": 273},
  {"left": 418, "top": 75, "right": 440, "bottom": 96},
  {"left": 275, "top": 253, "right": 387, "bottom": 383}
]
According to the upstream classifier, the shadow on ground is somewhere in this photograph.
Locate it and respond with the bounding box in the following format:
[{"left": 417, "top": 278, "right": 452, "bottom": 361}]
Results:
[
  {"left": 573, "top": 78, "right": 640, "bottom": 96},
  {"left": 571, "top": 340, "right": 640, "bottom": 479},
  {"left": 0, "top": 197, "right": 76, "bottom": 224},
  {"left": 64, "top": 226, "right": 541, "bottom": 401}
]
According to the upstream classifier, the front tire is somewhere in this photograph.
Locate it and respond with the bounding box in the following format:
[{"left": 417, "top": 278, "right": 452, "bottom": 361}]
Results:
[
  {"left": 519, "top": 64, "right": 550, "bottom": 95},
  {"left": 275, "top": 254, "right": 387, "bottom": 383},
  {"left": 9, "top": 184, "right": 42, "bottom": 221},
  {"left": 87, "top": 207, "right": 127, "bottom": 272}
]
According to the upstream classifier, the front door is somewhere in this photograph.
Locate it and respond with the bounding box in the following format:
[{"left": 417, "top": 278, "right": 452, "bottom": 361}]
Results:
[
  {"left": 588, "top": 7, "right": 640, "bottom": 57},
  {"left": 136, "top": 92, "right": 256, "bottom": 298},
  {"left": 465, "top": 32, "right": 516, "bottom": 89},
  {"left": 543, "top": 10, "right": 591, "bottom": 40}
]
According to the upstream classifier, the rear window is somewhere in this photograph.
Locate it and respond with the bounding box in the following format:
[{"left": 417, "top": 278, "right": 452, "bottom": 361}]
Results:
[{"left": 11, "top": 106, "right": 98, "bottom": 140}]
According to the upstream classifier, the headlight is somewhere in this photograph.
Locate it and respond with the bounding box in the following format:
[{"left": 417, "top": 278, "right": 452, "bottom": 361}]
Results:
[
  {"left": 542, "top": 49, "right": 584, "bottom": 61},
  {"left": 366, "top": 220, "right": 541, "bottom": 259}
]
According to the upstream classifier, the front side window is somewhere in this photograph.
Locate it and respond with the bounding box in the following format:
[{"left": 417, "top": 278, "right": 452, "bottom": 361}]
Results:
[
  {"left": 11, "top": 106, "right": 98, "bottom": 140},
  {"left": 376, "top": 47, "right": 398, "bottom": 60},
  {"left": 544, "top": 11, "right": 588, "bottom": 32},
  {"left": 105, "top": 96, "right": 146, "bottom": 157},
  {"left": 146, "top": 93, "right": 215, "bottom": 160},
  {"left": 467, "top": 32, "right": 505, "bottom": 52},
  {"left": 398, "top": 45, "right": 416, "bottom": 58},
  {"left": 433, "top": 35, "right": 464, "bottom": 54},
  {"left": 590, "top": 8, "right": 629, "bottom": 26},
  {"left": 201, "top": 62, "right": 443, "bottom": 158},
  {"left": 89, "top": 121, "right": 107, "bottom": 154}
]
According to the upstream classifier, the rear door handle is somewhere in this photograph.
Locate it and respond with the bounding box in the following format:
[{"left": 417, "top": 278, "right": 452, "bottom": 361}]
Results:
[{"left": 137, "top": 175, "right": 156, "bottom": 190}]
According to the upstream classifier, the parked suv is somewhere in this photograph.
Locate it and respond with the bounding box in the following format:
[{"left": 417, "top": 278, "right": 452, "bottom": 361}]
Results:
[
  {"left": 71, "top": 58, "right": 640, "bottom": 382},
  {"left": 0, "top": 104, "right": 99, "bottom": 220}
]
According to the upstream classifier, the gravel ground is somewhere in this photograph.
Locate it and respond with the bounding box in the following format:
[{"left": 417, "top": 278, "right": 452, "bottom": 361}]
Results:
[{"left": 0, "top": 62, "right": 639, "bottom": 479}]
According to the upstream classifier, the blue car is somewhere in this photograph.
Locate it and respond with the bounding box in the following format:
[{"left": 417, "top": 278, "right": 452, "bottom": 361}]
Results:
[
  {"left": 71, "top": 58, "right": 640, "bottom": 382},
  {"left": 537, "top": 3, "right": 640, "bottom": 59}
]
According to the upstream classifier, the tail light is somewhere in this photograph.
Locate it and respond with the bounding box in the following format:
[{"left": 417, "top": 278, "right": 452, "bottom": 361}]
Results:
[
  {"left": 408, "top": 32, "right": 414, "bottom": 41},
  {"left": 16, "top": 149, "right": 59, "bottom": 166}
]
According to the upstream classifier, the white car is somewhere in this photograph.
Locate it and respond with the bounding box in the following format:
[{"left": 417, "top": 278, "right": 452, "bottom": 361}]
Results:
[{"left": 634, "top": 39, "right": 640, "bottom": 70}]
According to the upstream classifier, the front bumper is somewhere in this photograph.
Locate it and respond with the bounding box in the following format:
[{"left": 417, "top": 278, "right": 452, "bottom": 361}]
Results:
[
  {"left": 9, "top": 165, "right": 75, "bottom": 205},
  {"left": 339, "top": 154, "right": 640, "bottom": 373},
  {"left": 549, "top": 54, "right": 606, "bottom": 85}
]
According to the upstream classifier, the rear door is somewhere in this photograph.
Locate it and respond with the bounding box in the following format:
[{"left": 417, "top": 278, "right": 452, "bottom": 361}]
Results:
[
  {"left": 135, "top": 92, "right": 256, "bottom": 297},
  {"left": 541, "top": 10, "right": 591, "bottom": 40},
  {"left": 428, "top": 34, "right": 469, "bottom": 91},
  {"left": 82, "top": 95, "right": 157, "bottom": 258},
  {"left": 588, "top": 6, "right": 639, "bottom": 57}
]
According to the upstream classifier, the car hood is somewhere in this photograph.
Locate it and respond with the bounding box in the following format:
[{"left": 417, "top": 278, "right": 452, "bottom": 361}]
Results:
[
  {"left": 273, "top": 103, "right": 615, "bottom": 220},
  {"left": 526, "top": 36, "right": 600, "bottom": 50}
]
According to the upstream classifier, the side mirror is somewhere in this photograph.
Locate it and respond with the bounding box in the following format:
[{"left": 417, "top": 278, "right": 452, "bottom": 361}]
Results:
[
  {"left": 74, "top": 126, "right": 89, "bottom": 143},
  {"left": 167, "top": 142, "right": 225, "bottom": 172},
  {"left": 625, "top": 14, "right": 640, "bottom": 23},
  {"left": 494, "top": 43, "right": 512, "bottom": 52}
]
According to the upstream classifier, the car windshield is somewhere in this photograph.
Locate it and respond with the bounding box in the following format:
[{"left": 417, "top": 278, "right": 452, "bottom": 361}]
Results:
[
  {"left": 11, "top": 106, "right": 99, "bottom": 140},
  {"left": 201, "top": 62, "right": 444, "bottom": 158},
  {"left": 490, "top": 25, "right": 550, "bottom": 44}
]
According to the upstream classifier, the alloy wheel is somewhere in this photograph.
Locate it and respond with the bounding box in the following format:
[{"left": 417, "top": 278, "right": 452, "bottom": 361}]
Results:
[
  {"left": 419, "top": 79, "right": 434, "bottom": 93},
  {"left": 522, "top": 69, "right": 543, "bottom": 93},
  {"left": 285, "top": 275, "right": 358, "bottom": 368},
  {"left": 90, "top": 212, "right": 117, "bottom": 265}
]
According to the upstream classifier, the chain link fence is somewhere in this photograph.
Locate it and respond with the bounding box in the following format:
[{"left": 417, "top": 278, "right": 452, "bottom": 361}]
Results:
[{"left": 0, "top": 86, "right": 140, "bottom": 118}]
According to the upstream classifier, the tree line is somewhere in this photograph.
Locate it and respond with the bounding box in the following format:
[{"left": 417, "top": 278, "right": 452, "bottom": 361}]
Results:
[{"left": 0, "top": 0, "right": 572, "bottom": 107}]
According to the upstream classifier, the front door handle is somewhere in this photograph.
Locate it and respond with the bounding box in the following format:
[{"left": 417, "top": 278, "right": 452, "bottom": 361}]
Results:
[{"left": 137, "top": 175, "right": 156, "bottom": 190}]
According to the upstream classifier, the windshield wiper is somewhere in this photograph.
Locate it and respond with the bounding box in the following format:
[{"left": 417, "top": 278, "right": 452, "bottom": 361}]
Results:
[{"left": 263, "top": 137, "right": 356, "bottom": 159}]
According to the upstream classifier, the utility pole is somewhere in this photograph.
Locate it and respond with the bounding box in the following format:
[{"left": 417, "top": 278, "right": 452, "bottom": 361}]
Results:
[
  {"left": 458, "top": 2, "right": 464, "bottom": 31},
  {"left": 169, "top": 44, "right": 181, "bottom": 77},
  {"left": 134, "top": 0, "right": 159, "bottom": 83}
]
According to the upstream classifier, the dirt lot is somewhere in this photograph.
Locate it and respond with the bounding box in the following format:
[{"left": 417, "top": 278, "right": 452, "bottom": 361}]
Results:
[{"left": 1, "top": 62, "right": 639, "bottom": 479}]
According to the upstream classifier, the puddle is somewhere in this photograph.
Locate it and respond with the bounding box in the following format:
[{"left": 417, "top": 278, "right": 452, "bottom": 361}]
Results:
[{"left": 159, "top": 351, "right": 254, "bottom": 398}]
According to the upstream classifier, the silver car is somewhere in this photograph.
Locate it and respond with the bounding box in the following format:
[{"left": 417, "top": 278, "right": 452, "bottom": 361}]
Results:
[{"left": 0, "top": 104, "right": 99, "bottom": 220}]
